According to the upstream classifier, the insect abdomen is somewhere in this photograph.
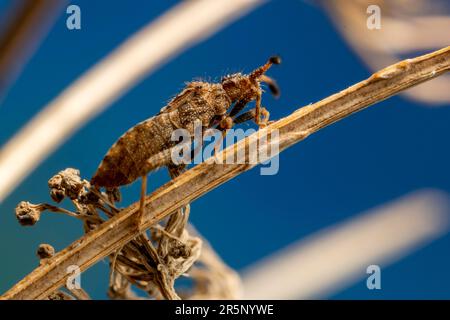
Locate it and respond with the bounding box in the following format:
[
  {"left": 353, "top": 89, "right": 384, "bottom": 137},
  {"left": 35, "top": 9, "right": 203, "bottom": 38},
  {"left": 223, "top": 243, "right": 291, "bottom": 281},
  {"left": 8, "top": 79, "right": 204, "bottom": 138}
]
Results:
[{"left": 91, "top": 114, "right": 176, "bottom": 188}]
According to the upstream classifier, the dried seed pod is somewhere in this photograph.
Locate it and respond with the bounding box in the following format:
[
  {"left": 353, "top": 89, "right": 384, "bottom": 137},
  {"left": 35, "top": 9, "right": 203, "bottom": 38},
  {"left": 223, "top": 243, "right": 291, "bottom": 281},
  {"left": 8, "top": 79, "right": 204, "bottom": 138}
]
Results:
[
  {"left": 48, "top": 174, "right": 65, "bottom": 202},
  {"left": 37, "top": 243, "right": 55, "bottom": 260},
  {"left": 15, "top": 201, "right": 42, "bottom": 226},
  {"left": 168, "top": 239, "right": 191, "bottom": 259},
  {"left": 48, "top": 168, "right": 85, "bottom": 202},
  {"left": 47, "top": 291, "right": 74, "bottom": 300}
]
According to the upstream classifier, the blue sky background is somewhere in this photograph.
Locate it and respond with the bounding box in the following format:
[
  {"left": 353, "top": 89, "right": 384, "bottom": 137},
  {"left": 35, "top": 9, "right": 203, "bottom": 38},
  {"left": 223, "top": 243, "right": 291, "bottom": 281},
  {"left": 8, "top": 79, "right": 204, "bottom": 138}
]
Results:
[{"left": 0, "top": 0, "right": 450, "bottom": 299}]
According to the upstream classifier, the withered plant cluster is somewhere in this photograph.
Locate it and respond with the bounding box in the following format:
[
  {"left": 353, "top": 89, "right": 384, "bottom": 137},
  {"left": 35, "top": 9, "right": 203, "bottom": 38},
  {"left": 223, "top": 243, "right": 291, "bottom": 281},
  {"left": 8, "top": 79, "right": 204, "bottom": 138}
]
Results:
[{"left": 15, "top": 168, "right": 241, "bottom": 300}]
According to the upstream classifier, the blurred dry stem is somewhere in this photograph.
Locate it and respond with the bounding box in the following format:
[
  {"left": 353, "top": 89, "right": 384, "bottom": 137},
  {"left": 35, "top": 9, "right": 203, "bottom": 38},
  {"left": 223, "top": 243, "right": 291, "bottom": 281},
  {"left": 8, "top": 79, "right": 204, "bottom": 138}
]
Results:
[
  {"left": 320, "top": 0, "right": 450, "bottom": 105},
  {"left": 242, "top": 190, "right": 450, "bottom": 299},
  {"left": 187, "top": 227, "right": 243, "bottom": 299},
  {"left": 0, "top": 0, "right": 65, "bottom": 100},
  {"left": 2, "top": 46, "right": 449, "bottom": 300}
]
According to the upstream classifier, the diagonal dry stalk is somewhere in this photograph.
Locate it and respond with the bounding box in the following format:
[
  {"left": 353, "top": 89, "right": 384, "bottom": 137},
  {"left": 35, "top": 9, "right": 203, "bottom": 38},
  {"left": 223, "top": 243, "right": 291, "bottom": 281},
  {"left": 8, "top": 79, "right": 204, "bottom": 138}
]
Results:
[{"left": 2, "top": 46, "right": 449, "bottom": 300}]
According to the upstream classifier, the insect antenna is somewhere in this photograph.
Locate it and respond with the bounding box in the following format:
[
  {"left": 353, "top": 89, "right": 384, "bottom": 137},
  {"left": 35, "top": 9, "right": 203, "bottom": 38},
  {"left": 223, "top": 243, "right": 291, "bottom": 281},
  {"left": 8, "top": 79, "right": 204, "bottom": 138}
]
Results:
[
  {"left": 259, "top": 74, "right": 280, "bottom": 97},
  {"left": 249, "top": 55, "right": 281, "bottom": 80}
]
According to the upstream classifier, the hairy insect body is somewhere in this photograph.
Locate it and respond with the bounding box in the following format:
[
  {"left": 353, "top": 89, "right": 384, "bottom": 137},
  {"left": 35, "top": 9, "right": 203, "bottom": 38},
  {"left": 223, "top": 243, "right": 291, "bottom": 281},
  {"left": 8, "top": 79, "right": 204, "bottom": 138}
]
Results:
[
  {"left": 91, "top": 82, "right": 230, "bottom": 188},
  {"left": 171, "top": 82, "right": 230, "bottom": 132},
  {"left": 91, "top": 56, "right": 280, "bottom": 190}
]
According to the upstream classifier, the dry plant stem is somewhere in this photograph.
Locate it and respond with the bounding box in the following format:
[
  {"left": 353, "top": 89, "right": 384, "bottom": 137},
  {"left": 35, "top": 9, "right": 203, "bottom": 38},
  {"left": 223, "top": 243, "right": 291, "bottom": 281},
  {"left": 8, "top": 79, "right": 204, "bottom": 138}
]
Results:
[
  {"left": 138, "top": 176, "right": 147, "bottom": 225},
  {"left": 137, "top": 233, "right": 180, "bottom": 300},
  {"left": 0, "top": 0, "right": 264, "bottom": 203},
  {"left": 0, "top": 0, "right": 65, "bottom": 100},
  {"left": 2, "top": 46, "right": 449, "bottom": 300},
  {"left": 65, "top": 287, "right": 91, "bottom": 300}
]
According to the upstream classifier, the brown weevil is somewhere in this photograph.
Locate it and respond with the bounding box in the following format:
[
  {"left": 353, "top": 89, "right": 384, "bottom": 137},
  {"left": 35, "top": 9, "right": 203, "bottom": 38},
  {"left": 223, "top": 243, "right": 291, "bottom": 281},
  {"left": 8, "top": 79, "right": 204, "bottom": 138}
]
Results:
[{"left": 90, "top": 56, "right": 281, "bottom": 226}]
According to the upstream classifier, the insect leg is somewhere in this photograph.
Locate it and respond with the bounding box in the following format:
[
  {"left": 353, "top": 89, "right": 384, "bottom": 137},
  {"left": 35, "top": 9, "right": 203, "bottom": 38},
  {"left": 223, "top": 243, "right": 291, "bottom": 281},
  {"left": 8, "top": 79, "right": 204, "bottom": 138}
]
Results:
[
  {"left": 228, "top": 99, "right": 249, "bottom": 117},
  {"left": 141, "top": 147, "right": 174, "bottom": 175},
  {"left": 136, "top": 175, "right": 148, "bottom": 228},
  {"left": 213, "top": 100, "right": 249, "bottom": 131},
  {"left": 214, "top": 131, "right": 226, "bottom": 155},
  {"left": 190, "top": 126, "right": 210, "bottom": 161},
  {"left": 214, "top": 116, "right": 234, "bottom": 155},
  {"left": 234, "top": 109, "right": 256, "bottom": 124},
  {"left": 234, "top": 106, "right": 271, "bottom": 126},
  {"left": 260, "top": 107, "right": 271, "bottom": 126},
  {"left": 167, "top": 164, "right": 187, "bottom": 179},
  {"left": 135, "top": 148, "right": 177, "bottom": 227},
  {"left": 254, "top": 93, "right": 263, "bottom": 127},
  {"left": 166, "top": 166, "right": 189, "bottom": 231},
  {"left": 259, "top": 74, "right": 280, "bottom": 97},
  {"left": 167, "top": 164, "right": 188, "bottom": 235}
]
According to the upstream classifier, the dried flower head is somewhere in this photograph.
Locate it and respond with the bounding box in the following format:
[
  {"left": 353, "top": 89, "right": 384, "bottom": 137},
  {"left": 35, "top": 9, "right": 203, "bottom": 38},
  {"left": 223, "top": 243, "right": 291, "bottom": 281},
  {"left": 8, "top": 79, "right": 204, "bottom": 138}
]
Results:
[
  {"left": 13, "top": 166, "right": 236, "bottom": 300},
  {"left": 47, "top": 291, "right": 74, "bottom": 300},
  {"left": 168, "top": 238, "right": 191, "bottom": 259},
  {"left": 15, "top": 201, "right": 43, "bottom": 226},
  {"left": 48, "top": 174, "right": 64, "bottom": 203},
  {"left": 37, "top": 244, "right": 55, "bottom": 260},
  {"left": 48, "top": 168, "right": 85, "bottom": 202}
]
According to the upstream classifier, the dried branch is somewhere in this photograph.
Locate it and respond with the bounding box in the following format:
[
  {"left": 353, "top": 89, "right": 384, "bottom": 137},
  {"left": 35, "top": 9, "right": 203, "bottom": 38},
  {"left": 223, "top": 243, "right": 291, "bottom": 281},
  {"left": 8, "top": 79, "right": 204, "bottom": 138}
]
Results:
[
  {"left": 0, "top": 0, "right": 264, "bottom": 202},
  {"left": 36, "top": 243, "right": 91, "bottom": 300},
  {"left": 2, "top": 46, "right": 449, "bottom": 300}
]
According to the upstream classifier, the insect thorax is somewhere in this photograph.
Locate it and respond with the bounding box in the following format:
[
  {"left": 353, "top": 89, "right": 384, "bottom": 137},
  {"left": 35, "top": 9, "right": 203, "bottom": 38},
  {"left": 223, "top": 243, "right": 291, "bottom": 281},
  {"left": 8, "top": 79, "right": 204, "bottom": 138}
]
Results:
[{"left": 175, "top": 83, "right": 231, "bottom": 133}]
